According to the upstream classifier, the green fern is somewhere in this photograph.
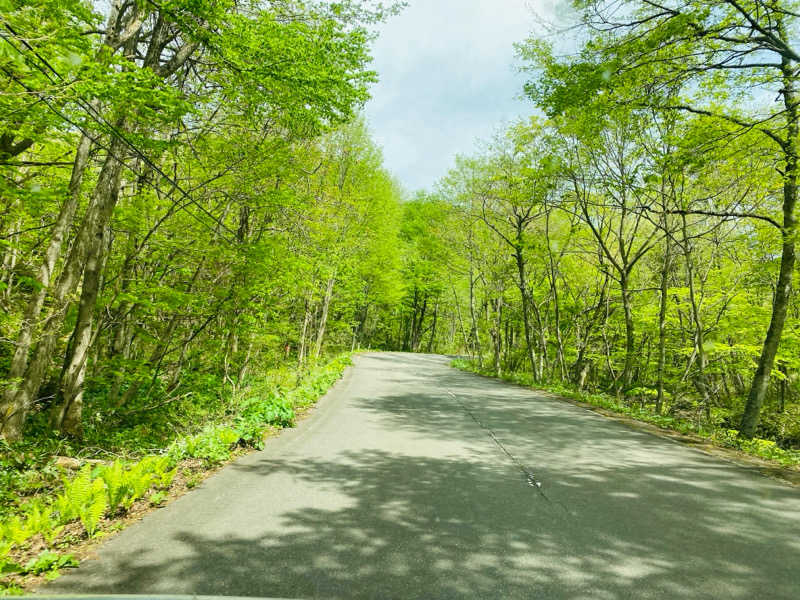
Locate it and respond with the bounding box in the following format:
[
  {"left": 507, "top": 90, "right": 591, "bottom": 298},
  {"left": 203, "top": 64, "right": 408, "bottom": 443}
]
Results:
[
  {"left": 41, "top": 523, "right": 64, "bottom": 545},
  {"left": 138, "top": 456, "right": 167, "bottom": 475},
  {"left": 22, "top": 500, "right": 63, "bottom": 544},
  {"left": 99, "top": 461, "right": 131, "bottom": 514},
  {"left": 154, "top": 455, "right": 176, "bottom": 473},
  {"left": 130, "top": 470, "right": 154, "bottom": 500},
  {"left": 52, "top": 464, "right": 110, "bottom": 536},
  {"left": 23, "top": 500, "right": 48, "bottom": 533},
  {"left": 78, "top": 479, "right": 107, "bottom": 536},
  {"left": 54, "top": 464, "right": 93, "bottom": 523},
  {"left": 120, "top": 461, "right": 155, "bottom": 510},
  {"left": 53, "top": 493, "right": 74, "bottom": 524},
  {"left": 158, "top": 466, "right": 178, "bottom": 489},
  {"left": 151, "top": 454, "right": 178, "bottom": 489},
  {"left": 3, "top": 516, "right": 31, "bottom": 546}
]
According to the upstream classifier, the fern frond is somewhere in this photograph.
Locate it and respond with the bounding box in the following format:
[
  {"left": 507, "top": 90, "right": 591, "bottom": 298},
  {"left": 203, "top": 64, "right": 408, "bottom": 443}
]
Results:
[
  {"left": 42, "top": 524, "right": 65, "bottom": 545},
  {"left": 53, "top": 493, "right": 74, "bottom": 523},
  {"left": 158, "top": 467, "right": 178, "bottom": 489},
  {"left": 5, "top": 516, "right": 31, "bottom": 545},
  {"left": 79, "top": 480, "right": 108, "bottom": 536},
  {"left": 100, "top": 460, "right": 131, "bottom": 514},
  {"left": 67, "top": 465, "right": 94, "bottom": 516}
]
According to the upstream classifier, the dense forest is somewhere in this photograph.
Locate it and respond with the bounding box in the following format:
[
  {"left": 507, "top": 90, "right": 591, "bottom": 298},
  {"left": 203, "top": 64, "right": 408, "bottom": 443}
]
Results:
[
  {"left": 0, "top": 0, "right": 411, "bottom": 446},
  {"left": 3, "top": 0, "right": 800, "bottom": 588}
]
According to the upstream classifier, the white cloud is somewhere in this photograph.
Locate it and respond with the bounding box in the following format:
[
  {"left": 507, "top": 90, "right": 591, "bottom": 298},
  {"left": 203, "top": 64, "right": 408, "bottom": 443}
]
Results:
[{"left": 364, "top": 0, "right": 557, "bottom": 191}]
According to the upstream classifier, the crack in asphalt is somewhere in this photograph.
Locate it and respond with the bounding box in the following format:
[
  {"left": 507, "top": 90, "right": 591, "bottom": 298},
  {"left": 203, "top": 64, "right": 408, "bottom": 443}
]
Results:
[{"left": 447, "top": 389, "right": 571, "bottom": 514}]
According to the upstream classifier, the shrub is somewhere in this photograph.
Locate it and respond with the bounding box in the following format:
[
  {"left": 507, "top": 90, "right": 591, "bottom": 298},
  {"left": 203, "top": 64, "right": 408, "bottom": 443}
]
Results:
[{"left": 170, "top": 425, "right": 241, "bottom": 464}]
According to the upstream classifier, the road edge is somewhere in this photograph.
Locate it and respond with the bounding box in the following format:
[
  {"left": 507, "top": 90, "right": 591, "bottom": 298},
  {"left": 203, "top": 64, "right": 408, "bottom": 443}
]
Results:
[{"left": 451, "top": 363, "right": 800, "bottom": 488}]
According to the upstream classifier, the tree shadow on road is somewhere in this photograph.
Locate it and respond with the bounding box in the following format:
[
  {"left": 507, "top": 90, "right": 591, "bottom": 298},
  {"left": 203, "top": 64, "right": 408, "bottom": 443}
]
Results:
[
  {"left": 52, "top": 446, "right": 800, "bottom": 599},
  {"left": 47, "top": 356, "right": 800, "bottom": 599}
]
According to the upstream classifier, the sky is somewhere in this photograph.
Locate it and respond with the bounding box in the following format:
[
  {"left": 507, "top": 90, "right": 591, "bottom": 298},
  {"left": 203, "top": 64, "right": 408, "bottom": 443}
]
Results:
[{"left": 363, "top": 0, "right": 558, "bottom": 193}]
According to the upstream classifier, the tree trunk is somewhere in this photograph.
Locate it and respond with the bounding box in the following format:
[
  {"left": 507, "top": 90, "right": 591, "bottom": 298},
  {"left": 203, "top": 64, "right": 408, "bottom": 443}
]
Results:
[
  {"left": 468, "top": 266, "right": 482, "bottom": 366},
  {"left": 411, "top": 295, "right": 428, "bottom": 352},
  {"left": 402, "top": 289, "right": 417, "bottom": 352},
  {"left": 0, "top": 134, "right": 92, "bottom": 440},
  {"left": 656, "top": 234, "right": 671, "bottom": 415},
  {"left": 530, "top": 299, "right": 548, "bottom": 381},
  {"left": 313, "top": 273, "right": 336, "bottom": 360},
  {"left": 492, "top": 296, "right": 502, "bottom": 376},
  {"left": 298, "top": 291, "right": 314, "bottom": 368},
  {"left": 426, "top": 301, "right": 439, "bottom": 353},
  {"left": 740, "top": 57, "right": 798, "bottom": 438},
  {"left": 237, "top": 342, "right": 254, "bottom": 386},
  {"left": 545, "top": 211, "right": 566, "bottom": 380},
  {"left": 681, "top": 214, "right": 712, "bottom": 422},
  {"left": 619, "top": 271, "right": 636, "bottom": 392},
  {"left": 52, "top": 148, "right": 126, "bottom": 435},
  {"left": 451, "top": 284, "right": 471, "bottom": 357},
  {"left": 778, "top": 363, "right": 787, "bottom": 413},
  {"left": 514, "top": 244, "right": 539, "bottom": 381}
]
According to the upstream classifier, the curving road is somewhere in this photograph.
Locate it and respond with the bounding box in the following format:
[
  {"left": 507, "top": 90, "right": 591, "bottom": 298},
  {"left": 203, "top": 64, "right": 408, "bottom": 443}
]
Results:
[{"left": 45, "top": 352, "right": 800, "bottom": 599}]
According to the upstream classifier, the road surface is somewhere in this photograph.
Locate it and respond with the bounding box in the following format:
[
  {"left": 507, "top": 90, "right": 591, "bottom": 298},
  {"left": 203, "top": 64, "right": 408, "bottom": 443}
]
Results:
[{"left": 45, "top": 352, "right": 800, "bottom": 599}]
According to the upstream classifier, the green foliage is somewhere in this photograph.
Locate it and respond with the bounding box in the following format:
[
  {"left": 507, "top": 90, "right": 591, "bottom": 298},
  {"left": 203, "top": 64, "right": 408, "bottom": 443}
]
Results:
[
  {"left": 156, "top": 465, "right": 178, "bottom": 490},
  {"left": 0, "top": 0, "right": 401, "bottom": 450},
  {"left": 99, "top": 461, "right": 132, "bottom": 515},
  {"left": 78, "top": 479, "right": 107, "bottom": 537},
  {"left": 118, "top": 462, "right": 155, "bottom": 511},
  {"left": 19, "top": 500, "right": 62, "bottom": 544},
  {"left": 289, "top": 354, "right": 352, "bottom": 407},
  {"left": 184, "top": 474, "right": 201, "bottom": 489},
  {"left": 54, "top": 465, "right": 94, "bottom": 524},
  {"left": 170, "top": 425, "right": 240, "bottom": 464},
  {"left": 148, "top": 491, "right": 167, "bottom": 506},
  {"left": 234, "top": 393, "right": 295, "bottom": 445},
  {"left": 21, "top": 550, "right": 77, "bottom": 575},
  {"left": 94, "top": 456, "right": 175, "bottom": 514},
  {"left": 0, "top": 441, "right": 62, "bottom": 519},
  {"left": 712, "top": 430, "right": 800, "bottom": 465},
  {"left": 0, "top": 542, "right": 20, "bottom": 575},
  {"left": 0, "top": 583, "right": 24, "bottom": 596},
  {"left": 0, "top": 518, "right": 30, "bottom": 547}
]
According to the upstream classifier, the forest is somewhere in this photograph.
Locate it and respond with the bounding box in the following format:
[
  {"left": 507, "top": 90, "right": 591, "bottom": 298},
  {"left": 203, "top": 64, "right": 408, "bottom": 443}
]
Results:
[
  {"left": 1, "top": 0, "right": 409, "bottom": 446},
  {"left": 2, "top": 0, "right": 800, "bottom": 589}
]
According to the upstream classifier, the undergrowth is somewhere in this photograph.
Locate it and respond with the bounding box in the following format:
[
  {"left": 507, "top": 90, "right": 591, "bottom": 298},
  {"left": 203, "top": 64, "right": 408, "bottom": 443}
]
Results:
[
  {"left": 451, "top": 359, "right": 800, "bottom": 468},
  {"left": 0, "top": 354, "right": 351, "bottom": 594}
]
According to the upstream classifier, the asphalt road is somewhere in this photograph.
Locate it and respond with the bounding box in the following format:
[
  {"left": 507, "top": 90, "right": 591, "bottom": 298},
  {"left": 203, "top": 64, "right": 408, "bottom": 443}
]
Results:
[{"left": 45, "top": 352, "right": 800, "bottom": 599}]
